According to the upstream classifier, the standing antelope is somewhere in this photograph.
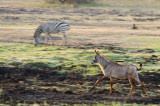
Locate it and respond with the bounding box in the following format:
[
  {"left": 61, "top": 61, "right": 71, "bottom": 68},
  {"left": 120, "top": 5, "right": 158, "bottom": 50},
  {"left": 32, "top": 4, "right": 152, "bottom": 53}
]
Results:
[
  {"left": 33, "top": 21, "right": 69, "bottom": 46},
  {"left": 89, "top": 50, "right": 149, "bottom": 97}
]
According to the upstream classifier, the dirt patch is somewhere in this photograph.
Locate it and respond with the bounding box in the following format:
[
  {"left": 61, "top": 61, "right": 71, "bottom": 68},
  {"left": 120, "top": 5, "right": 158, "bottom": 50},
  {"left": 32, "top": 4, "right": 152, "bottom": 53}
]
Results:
[{"left": 0, "top": 67, "right": 160, "bottom": 105}]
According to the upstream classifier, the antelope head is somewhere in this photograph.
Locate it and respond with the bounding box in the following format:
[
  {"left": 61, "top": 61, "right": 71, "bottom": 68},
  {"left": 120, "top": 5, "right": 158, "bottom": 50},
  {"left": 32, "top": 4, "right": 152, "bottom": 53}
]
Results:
[{"left": 91, "top": 50, "right": 100, "bottom": 64}]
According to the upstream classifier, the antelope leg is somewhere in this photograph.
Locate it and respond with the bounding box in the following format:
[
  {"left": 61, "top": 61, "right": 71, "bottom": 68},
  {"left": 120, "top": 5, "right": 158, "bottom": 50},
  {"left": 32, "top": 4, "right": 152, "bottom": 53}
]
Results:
[{"left": 89, "top": 76, "right": 106, "bottom": 92}]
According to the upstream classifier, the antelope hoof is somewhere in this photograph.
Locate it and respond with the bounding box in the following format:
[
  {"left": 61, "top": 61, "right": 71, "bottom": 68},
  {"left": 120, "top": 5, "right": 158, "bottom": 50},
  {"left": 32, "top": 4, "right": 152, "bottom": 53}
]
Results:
[
  {"left": 61, "top": 43, "right": 65, "bottom": 46},
  {"left": 141, "top": 94, "right": 149, "bottom": 98},
  {"left": 127, "top": 94, "right": 132, "bottom": 97},
  {"left": 61, "top": 41, "right": 66, "bottom": 46},
  {"left": 88, "top": 88, "right": 93, "bottom": 92}
]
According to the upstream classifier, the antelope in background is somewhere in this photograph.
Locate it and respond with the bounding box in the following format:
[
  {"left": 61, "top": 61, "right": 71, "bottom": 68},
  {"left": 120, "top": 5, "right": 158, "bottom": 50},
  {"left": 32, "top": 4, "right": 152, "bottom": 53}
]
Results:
[{"left": 89, "top": 50, "right": 149, "bottom": 97}]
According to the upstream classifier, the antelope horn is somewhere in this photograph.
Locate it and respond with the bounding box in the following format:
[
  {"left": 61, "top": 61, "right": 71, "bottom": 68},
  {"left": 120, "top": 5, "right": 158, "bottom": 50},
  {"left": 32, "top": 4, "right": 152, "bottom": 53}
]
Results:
[{"left": 95, "top": 50, "right": 99, "bottom": 55}]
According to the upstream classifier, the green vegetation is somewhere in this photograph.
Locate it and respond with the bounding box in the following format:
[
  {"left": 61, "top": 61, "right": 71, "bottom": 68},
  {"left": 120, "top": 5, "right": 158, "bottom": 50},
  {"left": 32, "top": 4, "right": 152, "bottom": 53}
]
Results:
[
  {"left": 0, "top": 42, "right": 159, "bottom": 75},
  {"left": 126, "top": 36, "right": 160, "bottom": 51},
  {"left": 1, "top": 100, "right": 160, "bottom": 106}
]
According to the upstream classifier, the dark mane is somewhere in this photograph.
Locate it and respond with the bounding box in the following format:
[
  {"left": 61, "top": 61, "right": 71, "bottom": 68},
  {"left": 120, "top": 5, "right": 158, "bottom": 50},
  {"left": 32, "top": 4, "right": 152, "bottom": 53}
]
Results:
[{"left": 102, "top": 56, "right": 118, "bottom": 64}]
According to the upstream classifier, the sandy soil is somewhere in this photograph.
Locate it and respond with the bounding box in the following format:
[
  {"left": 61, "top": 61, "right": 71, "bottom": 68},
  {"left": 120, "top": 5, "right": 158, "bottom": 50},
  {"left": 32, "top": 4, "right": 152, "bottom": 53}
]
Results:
[{"left": 0, "top": 0, "right": 160, "bottom": 47}]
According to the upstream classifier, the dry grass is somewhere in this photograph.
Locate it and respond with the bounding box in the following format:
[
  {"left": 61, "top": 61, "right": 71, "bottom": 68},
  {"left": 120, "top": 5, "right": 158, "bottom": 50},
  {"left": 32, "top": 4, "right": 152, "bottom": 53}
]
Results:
[{"left": 96, "top": 0, "right": 160, "bottom": 7}]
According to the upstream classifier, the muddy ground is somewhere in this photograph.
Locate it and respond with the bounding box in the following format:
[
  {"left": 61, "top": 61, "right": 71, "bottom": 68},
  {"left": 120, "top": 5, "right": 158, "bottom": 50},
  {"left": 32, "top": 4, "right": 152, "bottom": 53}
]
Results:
[{"left": 0, "top": 66, "right": 160, "bottom": 105}]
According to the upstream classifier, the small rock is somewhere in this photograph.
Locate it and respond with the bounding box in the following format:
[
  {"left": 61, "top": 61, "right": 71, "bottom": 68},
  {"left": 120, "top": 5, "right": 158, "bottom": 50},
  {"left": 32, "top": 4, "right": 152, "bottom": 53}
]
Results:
[{"left": 132, "top": 24, "right": 138, "bottom": 29}]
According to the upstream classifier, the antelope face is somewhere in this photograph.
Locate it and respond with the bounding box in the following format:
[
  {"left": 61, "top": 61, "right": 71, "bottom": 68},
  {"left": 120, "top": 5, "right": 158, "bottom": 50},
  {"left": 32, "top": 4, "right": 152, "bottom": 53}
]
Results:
[
  {"left": 91, "top": 50, "right": 100, "bottom": 64},
  {"left": 91, "top": 56, "right": 98, "bottom": 64}
]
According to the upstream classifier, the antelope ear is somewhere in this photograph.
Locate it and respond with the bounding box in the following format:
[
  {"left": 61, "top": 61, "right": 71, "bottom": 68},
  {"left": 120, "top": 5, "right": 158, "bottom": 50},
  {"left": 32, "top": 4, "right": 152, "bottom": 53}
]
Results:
[{"left": 95, "top": 50, "right": 99, "bottom": 55}]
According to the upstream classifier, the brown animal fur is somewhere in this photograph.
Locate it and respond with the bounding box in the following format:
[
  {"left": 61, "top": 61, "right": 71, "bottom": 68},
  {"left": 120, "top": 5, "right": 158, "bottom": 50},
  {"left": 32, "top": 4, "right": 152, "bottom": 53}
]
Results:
[{"left": 89, "top": 50, "right": 149, "bottom": 97}]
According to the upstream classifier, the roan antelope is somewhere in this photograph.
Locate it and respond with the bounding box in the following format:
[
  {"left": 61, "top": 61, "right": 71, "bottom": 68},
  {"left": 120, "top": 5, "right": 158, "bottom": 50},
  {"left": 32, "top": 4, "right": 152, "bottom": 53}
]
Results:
[{"left": 89, "top": 50, "right": 149, "bottom": 97}]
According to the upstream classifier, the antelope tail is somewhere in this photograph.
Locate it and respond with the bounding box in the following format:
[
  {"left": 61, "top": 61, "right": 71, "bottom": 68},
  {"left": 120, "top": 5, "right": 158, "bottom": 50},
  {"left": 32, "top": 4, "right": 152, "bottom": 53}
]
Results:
[{"left": 137, "top": 63, "right": 142, "bottom": 71}]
